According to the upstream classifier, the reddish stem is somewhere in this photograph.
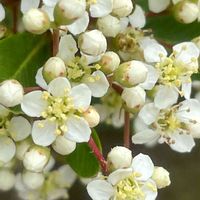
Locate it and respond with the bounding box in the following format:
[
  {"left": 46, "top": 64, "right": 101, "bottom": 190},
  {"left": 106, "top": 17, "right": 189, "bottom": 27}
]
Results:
[
  {"left": 107, "top": 76, "right": 123, "bottom": 95},
  {"left": 24, "top": 86, "right": 43, "bottom": 93},
  {"left": 157, "top": 39, "right": 173, "bottom": 49},
  {"left": 88, "top": 137, "right": 108, "bottom": 173},
  {"left": 52, "top": 29, "right": 60, "bottom": 56},
  {"left": 146, "top": 11, "right": 169, "bottom": 17},
  {"left": 12, "top": 0, "right": 19, "bottom": 33},
  {"left": 123, "top": 111, "right": 130, "bottom": 148}
]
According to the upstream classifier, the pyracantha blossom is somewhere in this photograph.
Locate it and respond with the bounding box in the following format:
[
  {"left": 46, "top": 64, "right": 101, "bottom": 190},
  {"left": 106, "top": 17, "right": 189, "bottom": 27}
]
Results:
[
  {"left": 132, "top": 99, "right": 200, "bottom": 152},
  {"left": 0, "top": 104, "right": 31, "bottom": 164},
  {"left": 143, "top": 42, "right": 199, "bottom": 109},
  {"left": 21, "top": 77, "right": 93, "bottom": 152},
  {"left": 0, "top": 169, "right": 16, "bottom": 191},
  {"left": 87, "top": 153, "right": 164, "bottom": 200},
  {"left": 36, "top": 35, "right": 109, "bottom": 97},
  {"left": 0, "top": 3, "right": 5, "bottom": 22}
]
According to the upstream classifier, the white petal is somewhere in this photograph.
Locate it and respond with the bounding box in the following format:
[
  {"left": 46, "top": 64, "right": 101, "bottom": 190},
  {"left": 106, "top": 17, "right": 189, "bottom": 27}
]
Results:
[
  {"left": 173, "top": 42, "right": 199, "bottom": 63},
  {"left": 182, "top": 82, "right": 191, "bottom": 99},
  {"left": 0, "top": 136, "right": 16, "bottom": 163},
  {"left": 0, "top": 104, "right": 9, "bottom": 117},
  {"left": 139, "top": 103, "right": 159, "bottom": 125},
  {"left": 41, "top": 5, "right": 54, "bottom": 21},
  {"left": 87, "top": 180, "right": 114, "bottom": 200},
  {"left": 48, "top": 77, "right": 71, "bottom": 97},
  {"left": 134, "top": 117, "right": 149, "bottom": 132},
  {"left": 108, "top": 168, "right": 132, "bottom": 185},
  {"left": 85, "top": 70, "right": 109, "bottom": 97},
  {"left": 170, "top": 132, "right": 195, "bottom": 153},
  {"left": 70, "top": 84, "right": 91, "bottom": 111},
  {"left": 21, "top": 91, "right": 48, "bottom": 117},
  {"left": 129, "top": 5, "right": 146, "bottom": 28},
  {"left": 81, "top": 53, "right": 102, "bottom": 65},
  {"left": 90, "top": 0, "right": 113, "bottom": 18},
  {"left": 132, "top": 153, "right": 154, "bottom": 181},
  {"left": 154, "top": 86, "right": 178, "bottom": 109},
  {"left": 52, "top": 136, "right": 76, "bottom": 155},
  {"left": 148, "top": 0, "right": 170, "bottom": 13},
  {"left": 139, "top": 64, "right": 159, "bottom": 90},
  {"left": 119, "top": 17, "right": 129, "bottom": 32},
  {"left": 8, "top": 116, "right": 31, "bottom": 142},
  {"left": 20, "top": 0, "right": 40, "bottom": 14},
  {"left": 57, "top": 34, "right": 78, "bottom": 64},
  {"left": 32, "top": 120, "right": 57, "bottom": 146},
  {"left": 43, "top": 0, "right": 58, "bottom": 7},
  {"left": 64, "top": 116, "right": 91, "bottom": 142},
  {"left": 67, "top": 11, "right": 89, "bottom": 35},
  {"left": 139, "top": 37, "right": 158, "bottom": 50},
  {"left": 132, "top": 129, "right": 159, "bottom": 144},
  {"left": 144, "top": 43, "right": 167, "bottom": 63},
  {"left": 142, "top": 179, "right": 158, "bottom": 200},
  {"left": 0, "top": 3, "right": 5, "bottom": 21},
  {"left": 35, "top": 67, "right": 48, "bottom": 90}
]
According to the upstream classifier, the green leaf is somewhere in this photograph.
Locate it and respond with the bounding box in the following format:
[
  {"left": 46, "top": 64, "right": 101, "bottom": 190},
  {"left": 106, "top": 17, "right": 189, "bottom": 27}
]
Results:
[
  {"left": 0, "top": 32, "right": 51, "bottom": 86},
  {"left": 66, "top": 130, "right": 101, "bottom": 178}
]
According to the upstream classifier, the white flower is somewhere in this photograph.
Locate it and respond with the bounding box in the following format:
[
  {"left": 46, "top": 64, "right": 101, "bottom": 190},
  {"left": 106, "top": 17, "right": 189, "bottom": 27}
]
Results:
[
  {"left": 143, "top": 42, "right": 199, "bottom": 109},
  {"left": 21, "top": 77, "right": 92, "bottom": 147},
  {"left": 148, "top": 0, "right": 170, "bottom": 13},
  {"left": 112, "top": 0, "right": 133, "bottom": 17},
  {"left": 23, "top": 145, "right": 50, "bottom": 172},
  {"left": 107, "top": 146, "right": 132, "bottom": 171},
  {"left": 87, "top": 153, "right": 158, "bottom": 200},
  {"left": 0, "top": 3, "right": 5, "bottom": 22},
  {"left": 0, "top": 169, "right": 16, "bottom": 191},
  {"left": 132, "top": 99, "right": 200, "bottom": 152},
  {"left": 0, "top": 80, "right": 24, "bottom": 107},
  {"left": 20, "top": 0, "right": 40, "bottom": 14}
]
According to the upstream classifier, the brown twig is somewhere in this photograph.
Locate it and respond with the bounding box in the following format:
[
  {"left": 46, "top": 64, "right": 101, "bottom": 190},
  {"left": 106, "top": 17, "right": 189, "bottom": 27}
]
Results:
[
  {"left": 52, "top": 29, "right": 60, "bottom": 56},
  {"left": 123, "top": 111, "right": 130, "bottom": 148},
  {"left": 24, "top": 86, "right": 43, "bottom": 94},
  {"left": 88, "top": 137, "right": 108, "bottom": 174}
]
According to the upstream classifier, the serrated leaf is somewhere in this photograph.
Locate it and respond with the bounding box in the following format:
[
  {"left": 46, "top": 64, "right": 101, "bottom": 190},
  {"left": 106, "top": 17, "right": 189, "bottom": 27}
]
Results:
[
  {"left": 66, "top": 131, "right": 101, "bottom": 178},
  {"left": 0, "top": 32, "right": 51, "bottom": 86}
]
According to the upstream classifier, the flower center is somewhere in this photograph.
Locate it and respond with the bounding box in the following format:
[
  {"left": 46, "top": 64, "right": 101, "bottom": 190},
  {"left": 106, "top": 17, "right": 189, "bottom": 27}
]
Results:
[
  {"left": 67, "top": 56, "right": 101, "bottom": 83},
  {"left": 114, "top": 173, "right": 145, "bottom": 200}
]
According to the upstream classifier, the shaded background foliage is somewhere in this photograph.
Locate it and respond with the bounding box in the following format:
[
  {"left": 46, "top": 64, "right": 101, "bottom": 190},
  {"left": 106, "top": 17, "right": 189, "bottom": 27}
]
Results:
[{"left": 1, "top": 0, "right": 200, "bottom": 199}]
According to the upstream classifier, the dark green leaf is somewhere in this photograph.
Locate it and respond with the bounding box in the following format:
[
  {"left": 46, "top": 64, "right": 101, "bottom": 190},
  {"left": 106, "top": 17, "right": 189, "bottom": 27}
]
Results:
[
  {"left": 66, "top": 130, "right": 101, "bottom": 178},
  {"left": 0, "top": 32, "right": 51, "bottom": 86}
]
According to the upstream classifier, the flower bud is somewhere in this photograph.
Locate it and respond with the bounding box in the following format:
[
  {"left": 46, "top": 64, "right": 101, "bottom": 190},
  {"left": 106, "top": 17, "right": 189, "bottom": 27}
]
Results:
[
  {"left": 113, "top": 60, "right": 148, "bottom": 87},
  {"left": 173, "top": 1, "right": 198, "bottom": 24},
  {"left": 122, "top": 86, "right": 146, "bottom": 109},
  {"left": 23, "top": 146, "right": 50, "bottom": 172},
  {"left": 97, "top": 15, "right": 121, "bottom": 37},
  {"left": 42, "top": 57, "right": 66, "bottom": 83},
  {"left": 78, "top": 30, "right": 107, "bottom": 56},
  {"left": 0, "top": 169, "right": 15, "bottom": 191},
  {"left": 16, "top": 138, "right": 32, "bottom": 161},
  {"left": 83, "top": 106, "right": 100, "bottom": 128},
  {"left": 107, "top": 146, "right": 132, "bottom": 171},
  {"left": 23, "top": 8, "right": 50, "bottom": 34},
  {"left": 52, "top": 136, "right": 76, "bottom": 155},
  {"left": 112, "top": 0, "right": 134, "bottom": 17},
  {"left": 152, "top": 166, "right": 171, "bottom": 189},
  {"left": 0, "top": 80, "right": 24, "bottom": 107},
  {"left": 22, "top": 171, "right": 44, "bottom": 190},
  {"left": 54, "top": 0, "right": 86, "bottom": 25},
  {"left": 99, "top": 51, "right": 120, "bottom": 74}
]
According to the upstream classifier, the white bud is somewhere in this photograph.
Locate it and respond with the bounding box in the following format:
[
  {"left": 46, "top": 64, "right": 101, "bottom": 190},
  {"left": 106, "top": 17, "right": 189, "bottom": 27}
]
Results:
[
  {"left": 16, "top": 139, "right": 32, "bottom": 161},
  {"left": 152, "top": 166, "right": 171, "bottom": 189},
  {"left": 122, "top": 86, "right": 146, "bottom": 109},
  {"left": 107, "top": 146, "right": 132, "bottom": 171},
  {"left": 0, "top": 169, "right": 15, "bottom": 191},
  {"left": 23, "top": 8, "right": 50, "bottom": 34},
  {"left": 188, "top": 123, "right": 200, "bottom": 139},
  {"left": 78, "top": 30, "right": 107, "bottom": 56},
  {"left": 0, "top": 80, "right": 24, "bottom": 107},
  {"left": 52, "top": 136, "right": 76, "bottom": 155},
  {"left": 97, "top": 15, "right": 121, "bottom": 37},
  {"left": 23, "top": 146, "right": 50, "bottom": 172},
  {"left": 22, "top": 171, "right": 44, "bottom": 190},
  {"left": 83, "top": 106, "right": 100, "bottom": 128},
  {"left": 174, "top": 1, "right": 198, "bottom": 24},
  {"left": 43, "top": 57, "right": 66, "bottom": 83},
  {"left": 99, "top": 51, "right": 120, "bottom": 74},
  {"left": 54, "top": 0, "right": 86, "bottom": 25},
  {"left": 113, "top": 60, "right": 148, "bottom": 87},
  {"left": 112, "top": 0, "right": 134, "bottom": 17}
]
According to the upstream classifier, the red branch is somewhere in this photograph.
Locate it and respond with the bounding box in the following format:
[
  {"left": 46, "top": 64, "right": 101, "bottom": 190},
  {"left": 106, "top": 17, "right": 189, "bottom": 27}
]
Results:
[
  {"left": 24, "top": 86, "right": 43, "bottom": 93},
  {"left": 88, "top": 137, "right": 108, "bottom": 173},
  {"left": 123, "top": 111, "right": 130, "bottom": 148},
  {"left": 52, "top": 29, "right": 60, "bottom": 56}
]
